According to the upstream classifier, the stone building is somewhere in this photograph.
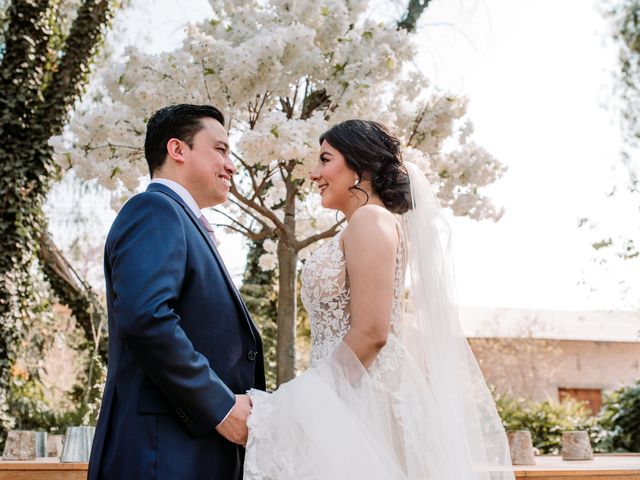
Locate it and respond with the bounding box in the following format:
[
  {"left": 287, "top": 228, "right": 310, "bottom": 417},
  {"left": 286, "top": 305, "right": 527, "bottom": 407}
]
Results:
[{"left": 460, "top": 307, "right": 640, "bottom": 414}]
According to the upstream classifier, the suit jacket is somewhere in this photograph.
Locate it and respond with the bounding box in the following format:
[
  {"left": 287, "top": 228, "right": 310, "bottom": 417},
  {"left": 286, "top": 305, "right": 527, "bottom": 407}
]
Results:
[{"left": 88, "top": 183, "right": 265, "bottom": 480}]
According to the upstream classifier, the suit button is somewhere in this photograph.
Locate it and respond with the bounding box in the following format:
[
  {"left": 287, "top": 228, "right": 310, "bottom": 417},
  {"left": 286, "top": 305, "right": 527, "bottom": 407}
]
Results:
[{"left": 246, "top": 351, "right": 257, "bottom": 361}]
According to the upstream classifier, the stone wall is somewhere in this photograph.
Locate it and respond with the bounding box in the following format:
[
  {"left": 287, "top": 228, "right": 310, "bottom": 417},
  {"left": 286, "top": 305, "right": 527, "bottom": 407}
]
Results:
[{"left": 469, "top": 337, "right": 640, "bottom": 402}]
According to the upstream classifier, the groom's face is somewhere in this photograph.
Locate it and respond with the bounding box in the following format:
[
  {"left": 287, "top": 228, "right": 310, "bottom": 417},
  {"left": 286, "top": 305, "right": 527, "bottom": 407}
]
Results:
[{"left": 183, "top": 117, "right": 236, "bottom": 208}]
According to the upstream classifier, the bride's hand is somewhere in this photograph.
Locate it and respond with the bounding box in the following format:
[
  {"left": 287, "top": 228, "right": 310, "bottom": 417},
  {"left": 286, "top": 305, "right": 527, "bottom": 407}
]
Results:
[{"left": 215, "top": 394, "right": 253, "bottom": 446}]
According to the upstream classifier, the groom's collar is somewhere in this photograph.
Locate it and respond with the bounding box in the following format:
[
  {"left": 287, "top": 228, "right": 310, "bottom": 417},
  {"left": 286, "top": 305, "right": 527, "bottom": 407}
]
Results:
[{"left": 148, "top": 178, "right": 201, "bottom": 217}]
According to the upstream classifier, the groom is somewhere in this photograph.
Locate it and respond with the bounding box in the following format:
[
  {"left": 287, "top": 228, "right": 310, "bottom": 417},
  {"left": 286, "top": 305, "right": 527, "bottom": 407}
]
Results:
[{"left": 88, "top": 104, "right": 265, "bottom": 480}]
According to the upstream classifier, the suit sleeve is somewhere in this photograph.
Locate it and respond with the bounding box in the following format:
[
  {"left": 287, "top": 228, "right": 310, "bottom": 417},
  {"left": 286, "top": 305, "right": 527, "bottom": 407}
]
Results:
[{"left": 107, "top": 192, "right": 235, "bottom": 435}]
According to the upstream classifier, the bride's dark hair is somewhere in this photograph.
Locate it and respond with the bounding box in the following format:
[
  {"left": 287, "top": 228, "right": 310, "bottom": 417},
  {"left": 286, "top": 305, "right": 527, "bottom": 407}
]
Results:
[{"left": 319, "top": 119, "right": 412, "bottom": 214}]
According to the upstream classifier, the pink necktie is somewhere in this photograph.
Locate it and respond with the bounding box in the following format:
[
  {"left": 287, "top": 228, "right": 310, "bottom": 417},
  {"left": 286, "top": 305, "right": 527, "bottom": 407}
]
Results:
[{"left": 198, "top": 215, "right": 218, "bottom": 245}]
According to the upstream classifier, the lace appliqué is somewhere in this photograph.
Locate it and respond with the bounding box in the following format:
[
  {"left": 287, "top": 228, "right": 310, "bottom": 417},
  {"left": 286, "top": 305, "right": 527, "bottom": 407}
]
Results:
[
  {"left": 300, "top": 230, "right": 406, "bottom": 381},
  {"left": 301, "top": 234, "right": 350, "bottom": 366}
]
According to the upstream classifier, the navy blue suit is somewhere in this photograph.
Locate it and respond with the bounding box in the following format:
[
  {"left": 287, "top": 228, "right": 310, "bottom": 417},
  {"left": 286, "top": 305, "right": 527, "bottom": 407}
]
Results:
[{"left": 88, "top": 183, "right": 264, "bottom": 480}]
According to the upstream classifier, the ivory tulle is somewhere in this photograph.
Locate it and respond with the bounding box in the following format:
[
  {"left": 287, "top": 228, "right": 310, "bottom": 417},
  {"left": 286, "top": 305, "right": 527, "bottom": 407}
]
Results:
[
  {"left": 243, "top": 162, "right": 514, "bottom": 480},
  {"left": 245, "top": 341, "right": 512, "bottom": 479}
]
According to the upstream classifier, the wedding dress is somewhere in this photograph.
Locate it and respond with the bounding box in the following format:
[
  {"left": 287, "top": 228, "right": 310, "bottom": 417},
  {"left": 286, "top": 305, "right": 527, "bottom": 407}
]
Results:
[{"left": 244, "top": 163, "right": 514, "bottom": 480}]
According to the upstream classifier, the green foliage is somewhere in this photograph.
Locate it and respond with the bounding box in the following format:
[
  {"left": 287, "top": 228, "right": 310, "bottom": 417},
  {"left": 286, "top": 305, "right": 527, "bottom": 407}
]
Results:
[
  {"left": 241, "top": 241, "right": 278, "bottom": 391},
  {"left": 494, "top": 392, "right": 594, "bottom": 455},
  {"left": 397, "top": 0, "right": 434, "bottom": 32},
  {"left": 0, "top": 0, "right": 116, "bottom": 438},
  {"left": 606, "top": 0, "right": 640, "bottom": 147},
  {"left": 240, "top": 241, "right": 312, "bottom": 391},
  {"left": 593, "top": 379, "right": 640, "bottom": 452},
  {"left": 495, "top": 381, "right": 640, "bottom": 454},
  {"left": 3, "top": 352, "right": 106, "bottom": 441},
  {"left": 69, "top": 353, "right": 107, "bottom": 427},
  {"left": 595, "top": 1, "right": 640, "bottom": 279},
  {"left": 8, "top": 375, "right": 81, "bottom": 435},
  {"left": 0, "top": 291, "right": 106, "bottom": 449}
]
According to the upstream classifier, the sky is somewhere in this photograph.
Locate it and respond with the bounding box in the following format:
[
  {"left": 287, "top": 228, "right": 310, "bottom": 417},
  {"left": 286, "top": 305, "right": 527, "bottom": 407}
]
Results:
[
  {"left": 48, "top": 0, "right": 639, "bottom": 312},
  {"left": 409, "top": 0, "right": 639, "bottom": 310}
]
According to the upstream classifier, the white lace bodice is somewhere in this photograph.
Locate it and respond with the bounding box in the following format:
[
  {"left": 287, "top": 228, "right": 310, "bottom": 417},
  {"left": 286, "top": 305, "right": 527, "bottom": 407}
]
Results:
[{"left": 300, "top": 228, "right": 406, "bottom": 374}]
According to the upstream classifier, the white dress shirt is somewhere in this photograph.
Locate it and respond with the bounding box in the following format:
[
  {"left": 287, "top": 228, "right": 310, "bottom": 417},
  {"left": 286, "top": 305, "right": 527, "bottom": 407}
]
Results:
[{"left": 150, "top": 178, "right": 201, "bottom": 217}]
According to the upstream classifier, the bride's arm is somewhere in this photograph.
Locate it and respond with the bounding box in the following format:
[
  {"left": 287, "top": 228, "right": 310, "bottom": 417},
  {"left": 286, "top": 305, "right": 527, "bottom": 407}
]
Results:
[{"left": 341, "top": 205, "right": 399, "bottom": 368}]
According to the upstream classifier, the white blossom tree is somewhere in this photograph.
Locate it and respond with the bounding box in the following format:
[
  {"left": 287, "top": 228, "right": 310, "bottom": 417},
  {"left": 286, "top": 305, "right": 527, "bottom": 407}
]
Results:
[{"left": 52, "top": 0, "right": 506, "bottom": 384}]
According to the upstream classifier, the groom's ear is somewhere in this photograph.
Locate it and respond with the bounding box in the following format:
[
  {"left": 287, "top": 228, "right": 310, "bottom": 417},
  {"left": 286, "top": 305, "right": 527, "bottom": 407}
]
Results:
[{"left": 166, "top": 138, "right": 187, "bottom": 165}]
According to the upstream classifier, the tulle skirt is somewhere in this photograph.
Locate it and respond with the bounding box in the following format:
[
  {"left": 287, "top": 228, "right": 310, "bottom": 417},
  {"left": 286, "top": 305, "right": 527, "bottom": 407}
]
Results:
[{"left": 244, "top": 341, "right": 513, "bottom": 480}]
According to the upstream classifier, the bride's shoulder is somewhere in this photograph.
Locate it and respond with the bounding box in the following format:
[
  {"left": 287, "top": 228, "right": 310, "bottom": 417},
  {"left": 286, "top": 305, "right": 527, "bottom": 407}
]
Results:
[
  {"left": 350, "top": 204, "right": 397, "bottom": 225},
  {"left": 343, "top": 205, "right": 398, "bottom": 246}
]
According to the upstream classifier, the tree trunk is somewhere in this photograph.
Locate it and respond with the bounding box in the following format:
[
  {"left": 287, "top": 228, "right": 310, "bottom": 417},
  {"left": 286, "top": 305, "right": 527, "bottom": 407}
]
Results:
[
  {"left": 0, "top": 0, "right": 54, "bottom": 433},
  {"left": 276, "top": 238, "right": 297, "bottom": 385},
  {"left": 0, "top": 0, "right": 115, "bottom": 437},
  {"left": 275, "top": 181, "right": 298, "bottom": 385}
]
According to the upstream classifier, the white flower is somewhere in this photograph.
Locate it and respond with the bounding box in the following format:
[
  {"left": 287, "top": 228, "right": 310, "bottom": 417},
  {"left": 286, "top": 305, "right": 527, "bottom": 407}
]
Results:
[
  {"left": 258, "top": 252, "right": 278, "bottom": 271},
  {"left": 58, "top": 0, "right": 505, "bottom": 270}
]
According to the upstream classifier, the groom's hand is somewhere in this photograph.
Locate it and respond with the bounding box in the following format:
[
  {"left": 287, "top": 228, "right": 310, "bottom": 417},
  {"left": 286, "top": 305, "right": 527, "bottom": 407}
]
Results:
[{"left": 215, "top": 394, "right": 252, "bottom": 446}]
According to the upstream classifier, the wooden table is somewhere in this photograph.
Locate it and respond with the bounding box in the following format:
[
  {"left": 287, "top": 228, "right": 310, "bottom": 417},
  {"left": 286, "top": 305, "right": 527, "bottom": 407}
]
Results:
[
  {"left": 515, "top": 455, "right": 640, "bottom": 479},
  {"left": 0, "top": 455, "right": 638, "bottom": 479},
  {"left": 0, "top": 458, "right": 87, "bottom": 480}
]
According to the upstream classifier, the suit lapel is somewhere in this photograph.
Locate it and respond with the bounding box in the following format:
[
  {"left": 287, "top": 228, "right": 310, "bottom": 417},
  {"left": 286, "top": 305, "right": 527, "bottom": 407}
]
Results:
[{"left": 146, "top": 184, "right": 257, "bottom": 342}]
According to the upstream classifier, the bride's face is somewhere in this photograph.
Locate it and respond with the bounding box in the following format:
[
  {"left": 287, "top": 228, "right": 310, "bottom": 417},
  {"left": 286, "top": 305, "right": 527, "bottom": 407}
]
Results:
[{"left": 310, "top": 140, "right": 357, "bottom": 212}]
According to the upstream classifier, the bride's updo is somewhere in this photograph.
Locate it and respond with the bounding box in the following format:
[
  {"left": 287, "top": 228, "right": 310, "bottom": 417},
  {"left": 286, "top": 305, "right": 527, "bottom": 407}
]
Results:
[{"left": 319, "top": 120, "right": 412, "bottom": 214}]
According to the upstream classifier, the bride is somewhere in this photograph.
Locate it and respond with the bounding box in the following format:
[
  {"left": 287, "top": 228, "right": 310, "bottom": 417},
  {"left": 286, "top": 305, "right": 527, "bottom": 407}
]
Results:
[{"left": 244, "top": 120, "right": 514, "bottom": 479}]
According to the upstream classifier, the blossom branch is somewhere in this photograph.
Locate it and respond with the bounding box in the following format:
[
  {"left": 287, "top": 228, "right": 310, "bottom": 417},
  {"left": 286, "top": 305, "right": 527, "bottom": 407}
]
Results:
[
  {"left": 249, "top": 91, "right": 270, "bottom": 128},
  {"left": 201, "top": 60, "right": 213, "bottom": 103},
  {"left": 226, "top": 197, "right": 272, "bottom": 231},
  {"left": 229, "top": 186, "right": 287, "bottom": 232},
  {"left": 212, "top": 207, "right": 257, "bottom": 236},
  {"left": 232, "top": 153, "right": 270, "bottom": 205},
  {"left": 296, "top": 222, "right": 343, "bottom": 251},
  {"left": 407, "top": 103, "right": 429, "bottom": 148},
  {"left": 140, "top": 65, "right": 187, "bottom": 90},
  {"left": 83, "top": 143, "right": 143, "bottom": 152}
]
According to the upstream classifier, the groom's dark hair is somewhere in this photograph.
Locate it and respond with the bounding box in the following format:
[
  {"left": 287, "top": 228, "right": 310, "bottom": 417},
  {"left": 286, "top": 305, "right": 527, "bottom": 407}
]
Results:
[{"left": 144, "top": 104, "right": 225, "bottom": 177}]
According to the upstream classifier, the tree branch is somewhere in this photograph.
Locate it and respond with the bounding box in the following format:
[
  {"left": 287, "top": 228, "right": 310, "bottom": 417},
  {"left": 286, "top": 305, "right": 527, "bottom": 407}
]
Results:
[
  {"left": 407, "top": 103, "right": 429, "bottom": 147},
  {"left": 37, "top": 232, "right": 108, "bottom": 363},
  {"left": 254, "top": 91, "right": 270, "bottom": 127},
  {"left": 232, "top": 153, "right": 270, "bottom": 206},
  {"left": 397, "top": 0, "right": 433, "bottom": 32},
  {"left": 213, "top": 223, "right": 274, "bottom": 243},
  {"left": 38, "top": 0, "right": 114, "bottom": 140},
  {"left": 212, "top": 207, "right": 260, "bottom": 236},
  {"left": 213, "top": 223, "right": 255, "bottom": 238},
  {"left": 201, "top": 60, "right": 213, "bottom": 103},
  {"left": 301, "top": 88, "right": 330, "bottom": 120},
  {"left": 296, "top": 221, "right": 343, "bottom": 251},
  {"left": 229, "top": 186, "right": 287, "bottom": 232},
  {"left": 0, "top": 0, "right": 50, "bottom": 136},
  {"left": 226, "top": 197, "right": 272, "bottom": 232}
]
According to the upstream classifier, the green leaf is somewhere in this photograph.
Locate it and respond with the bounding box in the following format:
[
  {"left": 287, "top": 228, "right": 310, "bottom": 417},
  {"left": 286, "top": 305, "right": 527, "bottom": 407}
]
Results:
[{"left": 386, "top": 57, "right": 394, "bottom": 71}]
